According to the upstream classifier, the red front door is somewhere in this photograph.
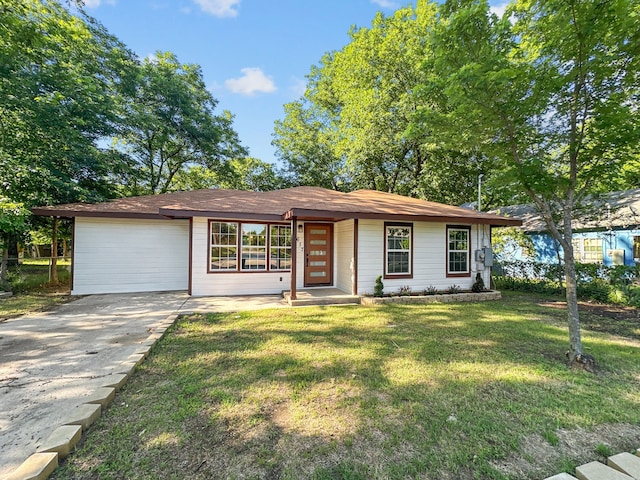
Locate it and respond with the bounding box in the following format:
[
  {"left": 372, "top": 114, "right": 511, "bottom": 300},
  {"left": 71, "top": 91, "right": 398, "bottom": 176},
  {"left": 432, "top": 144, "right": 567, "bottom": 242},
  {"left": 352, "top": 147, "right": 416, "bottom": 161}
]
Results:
[{"left": 304, "top": 223, "right": 333, "bottom": 286}]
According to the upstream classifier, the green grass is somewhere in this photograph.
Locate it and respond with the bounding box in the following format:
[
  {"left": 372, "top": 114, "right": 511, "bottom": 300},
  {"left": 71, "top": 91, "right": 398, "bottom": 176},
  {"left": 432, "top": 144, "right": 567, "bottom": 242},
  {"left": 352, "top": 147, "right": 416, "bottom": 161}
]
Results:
[
  {"left": 0, "top": 262, "right": 71, "bottom": 320},
  {"left": 53, "top": 292, "right": 640, "bottom": 479}
]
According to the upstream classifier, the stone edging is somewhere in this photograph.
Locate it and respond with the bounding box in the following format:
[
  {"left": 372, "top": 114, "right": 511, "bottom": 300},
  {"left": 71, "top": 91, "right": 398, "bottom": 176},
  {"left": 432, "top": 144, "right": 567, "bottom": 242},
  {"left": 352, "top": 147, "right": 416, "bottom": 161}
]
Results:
[
  {"left": 360, "top": 290, "right": 502, "bottom": 305},
  {"left": 4, "top": 313, "right": 180, "bottom": 480}
]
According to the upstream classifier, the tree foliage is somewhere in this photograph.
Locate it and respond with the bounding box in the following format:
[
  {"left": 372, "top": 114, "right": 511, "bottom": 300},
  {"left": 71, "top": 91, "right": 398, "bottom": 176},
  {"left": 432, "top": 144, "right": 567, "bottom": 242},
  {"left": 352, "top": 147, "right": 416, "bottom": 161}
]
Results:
[
  {"left": 273, "top": 1, "right": 492, "bottom": 203},
  {"left": 0, "top": 0, "right": 137, "bottom": 206},
  {"left": 0, "top": 198, "right": 29, "bottom": 288},
  {"left": 426, "top": 0, "right": 640, "bottom": 359},
  {"left": 113, "top": 52, "right": 247, "bottom": 195}
]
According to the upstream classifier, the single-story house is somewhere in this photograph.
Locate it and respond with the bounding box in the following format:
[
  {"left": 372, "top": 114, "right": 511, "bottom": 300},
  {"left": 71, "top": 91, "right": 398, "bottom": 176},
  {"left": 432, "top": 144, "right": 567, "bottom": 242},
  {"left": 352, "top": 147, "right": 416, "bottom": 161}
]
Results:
[
  {"left": 32, "top": 187, "right": 520, "bottom": 298},
  {"left": 494, "top": 189, "right": 640, "bottom": 266}
]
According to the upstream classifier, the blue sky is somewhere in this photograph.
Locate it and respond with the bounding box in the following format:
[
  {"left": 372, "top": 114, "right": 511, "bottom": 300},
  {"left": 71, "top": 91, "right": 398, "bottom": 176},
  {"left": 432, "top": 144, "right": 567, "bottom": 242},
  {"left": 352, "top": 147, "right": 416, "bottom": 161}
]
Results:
[{"left": 82, "top": 0, "right": 508, "bottom": 165}]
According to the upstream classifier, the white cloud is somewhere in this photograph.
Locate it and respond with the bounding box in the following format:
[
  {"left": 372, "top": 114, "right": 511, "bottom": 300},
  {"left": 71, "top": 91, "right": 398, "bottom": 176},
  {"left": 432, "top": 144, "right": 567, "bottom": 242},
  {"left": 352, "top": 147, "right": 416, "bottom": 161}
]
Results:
[
  {"left": 225, "top": 68, "right": 277, "bottom": 96},
  {"left": 489, "top": 1, "right": 509, "bottom": 18},
  {"left": 289, "top": 77, "right": 307, "bottom": 99},
  {"left": 83, "top": 0, "right": 115, "bottom": 8},
  {"left": 370, "top": 0, "right": 399, "bottom": 9},
  {"left": 193, "top": 0, "right": 240, "bottom": 18}
]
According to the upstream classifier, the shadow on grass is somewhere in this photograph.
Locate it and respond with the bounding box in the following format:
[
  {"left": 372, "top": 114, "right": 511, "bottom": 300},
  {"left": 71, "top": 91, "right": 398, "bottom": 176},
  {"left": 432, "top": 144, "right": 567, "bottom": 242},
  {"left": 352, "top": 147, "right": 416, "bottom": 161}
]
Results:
[{"left": 54, "top": 294, "right": 640, "bottom": 480}]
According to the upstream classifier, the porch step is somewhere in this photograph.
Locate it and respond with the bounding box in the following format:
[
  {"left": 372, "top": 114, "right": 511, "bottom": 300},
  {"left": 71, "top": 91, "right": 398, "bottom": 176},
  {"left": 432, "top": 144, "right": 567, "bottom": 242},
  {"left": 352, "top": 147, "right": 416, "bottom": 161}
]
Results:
[{"left": 283, "top": 289, "right": 360, "bottom": 307}]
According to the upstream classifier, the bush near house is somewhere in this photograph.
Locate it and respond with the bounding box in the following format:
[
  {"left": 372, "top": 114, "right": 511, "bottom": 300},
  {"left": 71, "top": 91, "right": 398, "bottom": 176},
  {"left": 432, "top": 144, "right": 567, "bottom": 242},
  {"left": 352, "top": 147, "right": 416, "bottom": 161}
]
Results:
[{"left": 494, "top": 261, "right": 640, "bottom": 307}]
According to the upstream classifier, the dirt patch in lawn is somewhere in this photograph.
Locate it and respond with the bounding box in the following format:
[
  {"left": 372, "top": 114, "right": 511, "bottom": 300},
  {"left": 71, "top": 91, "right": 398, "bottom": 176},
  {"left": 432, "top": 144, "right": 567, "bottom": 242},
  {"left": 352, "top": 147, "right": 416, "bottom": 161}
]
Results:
[
  {"left": 492, "top": 423, "right": 640, "bottom": 479},
  {"left": 540, "top": 300, "right": 640, "bottom": 337}
]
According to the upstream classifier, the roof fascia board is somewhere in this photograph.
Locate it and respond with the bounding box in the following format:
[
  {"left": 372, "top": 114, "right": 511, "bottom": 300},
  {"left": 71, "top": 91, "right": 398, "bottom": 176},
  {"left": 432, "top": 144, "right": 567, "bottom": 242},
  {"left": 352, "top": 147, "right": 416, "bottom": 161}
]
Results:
[
  {"left": 285, "top": 208, "right": 521, "bottom": 226},
  {"left": 31, "top": 209, "right": 169, "bottom": 220},
  {"left": 158, "top": 208, "right": 285, "bottom": 221}
]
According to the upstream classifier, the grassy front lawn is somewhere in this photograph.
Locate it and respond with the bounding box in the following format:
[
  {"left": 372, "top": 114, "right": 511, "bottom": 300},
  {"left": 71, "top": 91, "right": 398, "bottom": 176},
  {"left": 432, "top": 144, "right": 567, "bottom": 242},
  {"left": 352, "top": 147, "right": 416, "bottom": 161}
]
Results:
[
  {"left": 0, "top": 261, "right": 71, "bottom": 321},
  {"left": 54, "top": 292, "right": 640, "bottom": 479}
]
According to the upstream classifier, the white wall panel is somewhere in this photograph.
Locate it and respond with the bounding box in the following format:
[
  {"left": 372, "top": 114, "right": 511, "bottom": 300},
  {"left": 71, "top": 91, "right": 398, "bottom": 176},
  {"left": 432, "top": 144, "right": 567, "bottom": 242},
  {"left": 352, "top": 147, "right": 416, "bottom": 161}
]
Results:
[
  {"left": 190, "top": 217, "right": 291, "bottom": 296},
  {"left": 73, "top": 217, "right": 189, "bottom": 295},
  {"left": 335, "top": 220, "right": 354, "bottom": 293},
  {"left": 357, "top": 220, "right": 490, "bottom": 295}
]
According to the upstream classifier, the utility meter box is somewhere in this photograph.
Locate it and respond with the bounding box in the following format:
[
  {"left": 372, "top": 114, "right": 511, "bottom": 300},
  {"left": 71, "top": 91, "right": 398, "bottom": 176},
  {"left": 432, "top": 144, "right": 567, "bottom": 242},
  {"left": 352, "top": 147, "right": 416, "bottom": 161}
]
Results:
[
  {"left": 607, "top": 249, "right": 625, "bottom": 266},
  {"left": 475, "top": 247, "right": 493, "bottom": 267}
]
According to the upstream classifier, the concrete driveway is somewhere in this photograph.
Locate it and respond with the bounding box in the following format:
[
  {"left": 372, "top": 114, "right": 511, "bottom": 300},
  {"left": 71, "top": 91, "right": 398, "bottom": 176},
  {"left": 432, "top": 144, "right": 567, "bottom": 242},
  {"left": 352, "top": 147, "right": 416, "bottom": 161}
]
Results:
[{"left": 0, "top": 291, "right": 287, "bottom": 478}]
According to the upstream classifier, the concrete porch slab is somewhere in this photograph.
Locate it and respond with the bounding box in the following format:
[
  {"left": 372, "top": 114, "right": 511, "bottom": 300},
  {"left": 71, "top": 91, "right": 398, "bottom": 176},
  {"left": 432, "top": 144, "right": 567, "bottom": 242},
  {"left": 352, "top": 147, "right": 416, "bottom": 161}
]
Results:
[{"left": 283, "top": 288, "right": 360, "bottom": 306}]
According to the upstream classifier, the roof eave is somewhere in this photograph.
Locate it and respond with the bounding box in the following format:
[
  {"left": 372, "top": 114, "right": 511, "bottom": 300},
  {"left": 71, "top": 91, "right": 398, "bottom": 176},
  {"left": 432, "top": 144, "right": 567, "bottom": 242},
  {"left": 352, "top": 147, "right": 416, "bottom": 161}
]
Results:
[
  {"left": 31, "top": 208, "right": 168, "bottom": 220},
  {"left": 285, "top": 208, "right": 522, "bottom": 226},
  {"left": 158, "top": 207, "right": 285, "bottom": 222}
]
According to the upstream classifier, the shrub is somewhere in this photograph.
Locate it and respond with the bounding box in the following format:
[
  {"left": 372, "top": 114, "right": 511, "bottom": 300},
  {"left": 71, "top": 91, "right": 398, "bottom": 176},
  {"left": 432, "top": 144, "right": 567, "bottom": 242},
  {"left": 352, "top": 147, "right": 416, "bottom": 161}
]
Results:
[
  {"left": 471, "top": 273, "right": 485, "bottom": 293},
  {"left": 373, "top": 275, "right": 384, "bottom": 297},
  {"left": 447, "top": 284, "right": 461, "bottom": 294},
  {"left": 423, "top": 285, "right": 438, "bottom": 295},
  {"left": 399, "top": 285, "right": 412, "bottom": 296},
  {"left": 576, "top": 279, "right": 612, "bottom": 304}
]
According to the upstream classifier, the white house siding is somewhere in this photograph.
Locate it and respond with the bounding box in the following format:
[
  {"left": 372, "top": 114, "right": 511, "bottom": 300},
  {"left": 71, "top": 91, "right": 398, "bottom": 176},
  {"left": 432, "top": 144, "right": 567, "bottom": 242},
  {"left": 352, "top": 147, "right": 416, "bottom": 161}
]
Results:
[
  {"left": 357, "top": 220, "right": 491, "bottom": 295},
  {"left": 72, "top": 217, "right": 189, "bottom": 295},
  {"left": 335, "top": 220, "right": 354, "bottom": 293},
  {"left": 190, "top": 217, "right": 291, "bottom": 296}
]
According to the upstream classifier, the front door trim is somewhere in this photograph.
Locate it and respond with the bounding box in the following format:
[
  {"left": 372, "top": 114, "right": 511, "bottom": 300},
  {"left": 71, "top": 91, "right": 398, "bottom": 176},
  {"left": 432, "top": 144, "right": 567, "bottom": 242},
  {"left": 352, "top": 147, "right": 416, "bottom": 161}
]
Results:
[{"left": 304, "top": 223, "right": 333, "bottom": 287}]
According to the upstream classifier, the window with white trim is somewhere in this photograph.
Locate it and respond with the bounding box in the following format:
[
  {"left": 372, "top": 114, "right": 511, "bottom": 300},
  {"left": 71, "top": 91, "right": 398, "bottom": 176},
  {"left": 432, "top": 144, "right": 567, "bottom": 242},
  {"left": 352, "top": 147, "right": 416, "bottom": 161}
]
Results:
[
  {"left": 210, "top": 222, "right": 238, "bottom": 271},
  {"left": 241, "top": 224, "right": 267, "bottom": 271},
  {"left": 572, "top": 237, "right": 603, "bottom": 263},
  {"left": 447, "top": 226, "right": 470, "bottom": 275},
  {"left": 385, "top": 224, "right": 412, "bottom": 277},
  {"left": 270, "top": 225, "right": 292, "bottom": 270},
  {"left": 209, "top": 221, "right": 291, "bottom": 272}
]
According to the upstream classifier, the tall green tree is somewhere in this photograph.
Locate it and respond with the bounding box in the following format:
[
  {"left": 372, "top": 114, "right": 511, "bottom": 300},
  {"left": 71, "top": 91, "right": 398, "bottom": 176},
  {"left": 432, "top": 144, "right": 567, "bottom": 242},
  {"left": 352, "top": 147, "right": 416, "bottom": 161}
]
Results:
[
  {"left": 114, "top": 52, "right": 247, "bottom": 195},
  {"left": 0, "top": 0, "right": 136, "bottom": 206},
  {"left": 274, "top": 1, "right": 493, "bottom": 204},
  {"left": 273, "top": 94, "right": 345, "bottom": 190},
  {"left": 426, "top": 0, "right": 640, "bottom": 360},
  {"left": 171, "top": 157, "right": 285, "bottom": 192}
]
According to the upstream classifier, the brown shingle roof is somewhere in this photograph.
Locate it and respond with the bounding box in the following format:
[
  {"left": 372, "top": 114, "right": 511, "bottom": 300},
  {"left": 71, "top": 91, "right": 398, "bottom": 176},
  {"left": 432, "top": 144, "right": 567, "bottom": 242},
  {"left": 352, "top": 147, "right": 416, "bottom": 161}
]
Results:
[{"left": 32, "top": 187, "right": 521, "bottom": 226}]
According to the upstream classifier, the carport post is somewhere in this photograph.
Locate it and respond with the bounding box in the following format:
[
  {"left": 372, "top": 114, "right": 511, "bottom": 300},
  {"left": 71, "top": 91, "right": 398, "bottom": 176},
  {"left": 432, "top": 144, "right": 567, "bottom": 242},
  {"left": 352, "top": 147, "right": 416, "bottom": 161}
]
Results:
[{"left": 290, "top": 217, "right": 297, "bottom": 300}]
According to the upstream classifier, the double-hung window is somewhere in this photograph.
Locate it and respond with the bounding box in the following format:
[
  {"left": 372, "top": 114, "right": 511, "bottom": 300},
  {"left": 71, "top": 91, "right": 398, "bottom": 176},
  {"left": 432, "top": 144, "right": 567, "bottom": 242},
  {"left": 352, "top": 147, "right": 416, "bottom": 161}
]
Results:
[
  {"left": 210, "top": 222, "right": 238, "bottom": 271},
  {"left": 572, "top": 237, "right": 603, "bottom": 263},
  {"left": 270, "top": 225, "right": 292, "bottom": 270},
  {"left": 447, "top": 226, "right": 470, "bottom": 276},
  {"left": 209, "top": 221, "right": 291, "bottom": 273},
  {"left": 385, "top": 223, "right": 412, "bottom": 278},
  {"left": 241, "top": 224, "right": 267, "bottom": 271}
]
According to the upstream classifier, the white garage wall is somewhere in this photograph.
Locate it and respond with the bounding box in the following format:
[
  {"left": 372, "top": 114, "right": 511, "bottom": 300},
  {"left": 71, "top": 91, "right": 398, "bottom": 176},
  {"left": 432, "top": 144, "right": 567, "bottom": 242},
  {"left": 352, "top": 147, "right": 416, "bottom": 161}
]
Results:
[{"left": 72, "top": 217, "right": 189, "bottom": 295}]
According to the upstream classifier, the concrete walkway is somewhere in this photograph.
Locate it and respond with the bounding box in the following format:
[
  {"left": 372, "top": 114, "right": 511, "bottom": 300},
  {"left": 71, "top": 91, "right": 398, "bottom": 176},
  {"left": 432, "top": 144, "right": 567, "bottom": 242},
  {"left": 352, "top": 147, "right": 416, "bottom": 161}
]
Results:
[{"left": 0, "top": 292, "right": 288, "bottom": 478}]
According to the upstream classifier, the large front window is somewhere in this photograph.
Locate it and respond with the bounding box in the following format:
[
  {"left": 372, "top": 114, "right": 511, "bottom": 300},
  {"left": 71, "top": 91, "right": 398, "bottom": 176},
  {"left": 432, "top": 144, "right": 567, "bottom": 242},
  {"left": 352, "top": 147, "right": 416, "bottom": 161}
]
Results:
[
  {"left": 385, "top": 223, "right": 412, "bottom": 277},
  {"left": 447, "top": 226, "right": 470, "bottom": 276},
  {"left": 209, "top": 221, "right": 291, "bottom": 273}
]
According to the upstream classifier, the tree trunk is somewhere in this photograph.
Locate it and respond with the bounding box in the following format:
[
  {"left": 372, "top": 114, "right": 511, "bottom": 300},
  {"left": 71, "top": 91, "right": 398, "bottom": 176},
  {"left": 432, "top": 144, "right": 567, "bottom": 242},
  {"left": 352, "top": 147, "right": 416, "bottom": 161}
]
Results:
[
  {"left": 561, "top": 207, "right": 583, "bottom": 362},
  {"left": 50, "top": 217, "right": 59, "bottom": 284},
  {"left": 0, "top": 234, "right": 8, "bottom": 291},
  {"left": 563, "top": 250, "right": 583, "bottom": 360}
]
